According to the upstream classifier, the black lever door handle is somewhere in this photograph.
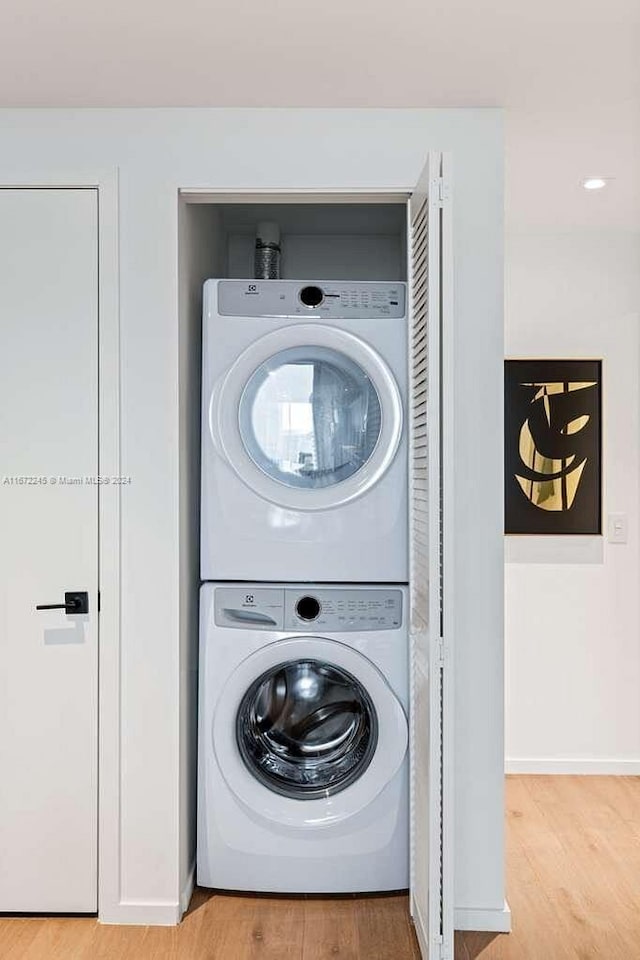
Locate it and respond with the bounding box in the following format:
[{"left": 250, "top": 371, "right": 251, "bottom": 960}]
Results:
[{"left": 36, "top": 591, "right": 89, "bottom": 614}]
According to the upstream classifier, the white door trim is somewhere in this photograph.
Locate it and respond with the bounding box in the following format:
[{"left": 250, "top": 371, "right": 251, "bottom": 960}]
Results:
[
  {"left": 0, "top": 171, "right": 122, "bottom": 922},
  {"left": 179, "top": 188, "right": 411, "bottom": 204}
]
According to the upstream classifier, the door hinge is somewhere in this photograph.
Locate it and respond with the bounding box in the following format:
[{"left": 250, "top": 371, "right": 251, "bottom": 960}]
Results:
[
  {"left": 432, "top": 937, "right": 452, "bottom": 960},
  {"left": 435, "top": 637, "right": 446, "bottom": 667},
  {"left": 434, "top": 177, "right": 450, "bottom": 207}
]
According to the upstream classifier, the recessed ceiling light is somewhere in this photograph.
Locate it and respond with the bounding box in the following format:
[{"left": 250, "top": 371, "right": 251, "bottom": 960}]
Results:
[{"left": 583, "top": 178, "right": 607, "bottom": 190}]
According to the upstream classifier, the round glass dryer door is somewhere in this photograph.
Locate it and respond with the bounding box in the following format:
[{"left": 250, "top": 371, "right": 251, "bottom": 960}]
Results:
[
  {"left": 212, "top": 637, "right": 408, "bottom": 828},
  {"left": 236, "top": 659, "right": 378, "bottom": 800},
  {"left": 211, "top": 325, "right": 403, "bottom": 511},
  {"left": 239, "top": 346, "right": 382, "bottom": 492}
]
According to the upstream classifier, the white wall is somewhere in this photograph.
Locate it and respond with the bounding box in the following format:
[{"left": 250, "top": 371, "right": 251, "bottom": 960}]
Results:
[
  {"left": 505, "top": 230, "right": 640, "bottom": 773},
  {"left": 0, "top": 108, "right": 504, "bottom": 926}
]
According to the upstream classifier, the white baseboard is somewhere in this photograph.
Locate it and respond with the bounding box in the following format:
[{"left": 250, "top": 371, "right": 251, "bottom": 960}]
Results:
[
  {"left": 455, "top": 900, "right": 511, "bottom": 933},
  {"left": 180, "top": 862, "right": 196, "bottom": 917},
  {"left": 506, "top": 758, "right": 640, "bottom": 775},
  {"left": 99, "top": 899, "right": 181, "bottom": 925},
  {"left": 99, "top": 863, "right": 195, "bottom": 926}
]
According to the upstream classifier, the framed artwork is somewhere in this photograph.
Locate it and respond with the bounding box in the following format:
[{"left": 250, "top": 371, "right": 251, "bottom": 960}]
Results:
[{"left": 504, "top": 359, "right": 602, "bottom": 535}]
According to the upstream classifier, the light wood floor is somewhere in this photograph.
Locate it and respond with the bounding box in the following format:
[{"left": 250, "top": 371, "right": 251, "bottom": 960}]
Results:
[
  {"left": 456, "top": 775, "right": 640, "bottom": 959},
  {"left": 1, "top": 776, "right": 639, "bottom": 959}
]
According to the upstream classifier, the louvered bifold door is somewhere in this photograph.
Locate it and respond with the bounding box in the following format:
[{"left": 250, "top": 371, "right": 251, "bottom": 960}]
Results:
[{"left": 408, "top": 152, "right": 453, "bottom": 960}]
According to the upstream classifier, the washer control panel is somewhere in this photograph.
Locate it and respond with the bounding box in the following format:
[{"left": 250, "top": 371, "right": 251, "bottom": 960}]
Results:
[
  {"left": 284, "top": 588, "right": 403, "bottom": 631},
  {"left": 214, "top": 585, "right": 403, "bottom": 631},
  {"left": 217, "top": 280, "right": 406, "bottom": 320}
]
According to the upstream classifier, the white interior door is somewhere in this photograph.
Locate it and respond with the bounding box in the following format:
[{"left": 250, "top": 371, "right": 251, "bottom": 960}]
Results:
[
  {"left": 0, "top": 188, "right": 99, "bottom": 912},
  {"left": 409, "top": 154, "right": 453, "bottom": 959}
]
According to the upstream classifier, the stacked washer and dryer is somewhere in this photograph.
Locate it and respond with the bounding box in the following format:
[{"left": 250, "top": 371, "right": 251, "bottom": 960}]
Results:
[{"left": 198, "top": 278, "right": 410, "bottom": 893}]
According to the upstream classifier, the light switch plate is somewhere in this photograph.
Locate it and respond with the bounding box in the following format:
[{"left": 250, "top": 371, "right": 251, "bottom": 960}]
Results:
[{"left": 608, "top": 513, "right": 628, "bottom": 544}]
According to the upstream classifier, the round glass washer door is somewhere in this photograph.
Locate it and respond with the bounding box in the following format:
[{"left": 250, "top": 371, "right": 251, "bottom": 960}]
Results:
[
  {"left": 236, "top": 659, "right": 378, "bottom": 800},
  {"left": 210, "top": 325, "right": 403, "bottom": 512},
  {"left": 212, "top": 638, "right": 408, "bottom": 828}
]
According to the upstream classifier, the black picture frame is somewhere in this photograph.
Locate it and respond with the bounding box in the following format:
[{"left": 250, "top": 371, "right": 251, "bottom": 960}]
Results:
[{"left": 504, "top": 359, "right": 602, "bottom": 535}]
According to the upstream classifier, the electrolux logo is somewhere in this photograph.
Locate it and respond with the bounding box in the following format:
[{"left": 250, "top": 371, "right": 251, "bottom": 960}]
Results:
[{"left": 245, "top": 284, "right": 258, "bottom": 295}]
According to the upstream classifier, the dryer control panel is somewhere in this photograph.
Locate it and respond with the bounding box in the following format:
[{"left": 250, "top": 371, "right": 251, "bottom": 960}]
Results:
[
  {"left": 217, "top": 280, "right": 406, "bottom": 320},
  {"left": 214, "top": 585, "right": 403, "bottom": 631}
]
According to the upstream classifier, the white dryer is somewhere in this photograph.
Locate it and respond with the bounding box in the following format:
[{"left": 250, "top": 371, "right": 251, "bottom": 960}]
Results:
[
  {"left": 201, "top": 279, "right": 408, "bottom": 583},
  {"left": 197, "top": 582, "right": 409, "bottom": 893}
]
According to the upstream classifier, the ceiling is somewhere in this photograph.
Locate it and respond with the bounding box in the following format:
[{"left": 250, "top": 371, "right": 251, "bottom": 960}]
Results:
[{"left": 1, "top": 0, "right": 638, "bottom": 230}]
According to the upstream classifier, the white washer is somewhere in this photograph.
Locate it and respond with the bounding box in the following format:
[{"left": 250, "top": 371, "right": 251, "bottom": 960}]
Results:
[
  {"left": 201, "top": 279, "right": 408, "bottom": 582},
  {"left": 197, "top": 582, "right": 409, "bottom": 893}
]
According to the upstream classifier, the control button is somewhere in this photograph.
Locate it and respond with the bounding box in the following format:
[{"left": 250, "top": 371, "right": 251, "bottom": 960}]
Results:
[
  {"left": 296, "top": 595, "right": 321, "bottom": 621},
  {"left": 299, "top": 285, "right": 324, "bottom": 308}
]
